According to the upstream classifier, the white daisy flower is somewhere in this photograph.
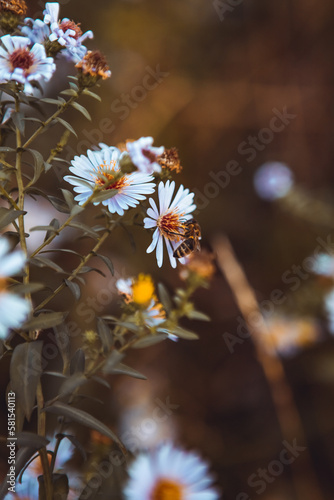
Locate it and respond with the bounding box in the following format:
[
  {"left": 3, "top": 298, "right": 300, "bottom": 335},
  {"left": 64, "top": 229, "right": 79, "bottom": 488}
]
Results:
[
  {"left": 0, "top": 238, "right": 30, "bottom": 339},
  {"left": 21, "top": 17, "right": 52, "bottom": 45},
  {"left": 0, "top": 35, "right": 55, "bottom": 94},
  {"left": 64, "top": 146, "right": 156, "bottom": 216},
  {"left": 43, "top": 2, "right": 93, "bottom": 62},
  {"left": 144, "top": 180, "right": 196, "bottom": 268},
  {"left": 126, "top": 137, "right": 164, "bottom": 174},
  {"left": 124, "top": 443, "right": 220, "bottom": 500}
]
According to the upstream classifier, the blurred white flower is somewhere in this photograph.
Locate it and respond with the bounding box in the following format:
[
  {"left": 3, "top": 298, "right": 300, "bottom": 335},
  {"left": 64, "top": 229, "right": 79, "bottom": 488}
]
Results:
[
  {"left": 124, "top": 443, "right": 220, "bottom": 500},
  {"left": 311, "top": 253, "right": 334, "bottom": 277},
  {"left": 261, "top": 315, "right": 320, "bottom": 357},
  {"left": 0, "top": 237, "right": 30, "bottom": 339},
  {"left": 325, "top": 288, "right": 334, "bottom": 334},
  {"left": 254, "top": 161, "right": 294, "bottom": 200},
  {"left": 127, "top": 137, "right": 164, "bottom": 174}
]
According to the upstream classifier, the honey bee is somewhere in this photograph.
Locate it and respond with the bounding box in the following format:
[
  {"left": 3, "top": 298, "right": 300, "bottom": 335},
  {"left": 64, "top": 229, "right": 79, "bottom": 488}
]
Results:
[{"left": 172, "top": 218, "right": 201, "bottom": 259}]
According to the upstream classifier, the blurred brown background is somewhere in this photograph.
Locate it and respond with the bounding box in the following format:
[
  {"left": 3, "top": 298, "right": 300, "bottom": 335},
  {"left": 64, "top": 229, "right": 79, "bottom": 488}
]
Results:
[{"left": 2, "top": 0, "right": 334, "bottom": 499}]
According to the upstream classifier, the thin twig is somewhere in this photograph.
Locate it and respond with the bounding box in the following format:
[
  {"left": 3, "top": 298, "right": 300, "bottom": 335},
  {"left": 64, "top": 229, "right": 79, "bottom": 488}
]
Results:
[{"left": 212, "top": 234, "right": 324, "bottom": 500}]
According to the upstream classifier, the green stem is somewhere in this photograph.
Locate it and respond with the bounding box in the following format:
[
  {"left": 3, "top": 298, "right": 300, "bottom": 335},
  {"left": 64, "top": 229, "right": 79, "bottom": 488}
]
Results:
[
  {"left": 14, "top": 96, "right": 32, "bottom": 308},
  {"left": 35, "top": 228, "right": 111, "bottom": 311},
  {"left": 0, "top": 184, "right": 20, "bottom": 210},
  {"left": 29, "top": 188, "right": 99, "bottom": 259},
  {"left": 22, "top": 91, "right": 82, "bottom": 150}
]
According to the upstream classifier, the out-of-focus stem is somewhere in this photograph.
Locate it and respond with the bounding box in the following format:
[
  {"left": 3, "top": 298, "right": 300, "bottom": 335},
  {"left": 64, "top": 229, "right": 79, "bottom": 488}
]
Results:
[{"left": 213, "top": 234, "right": 324, "bottom": 500}]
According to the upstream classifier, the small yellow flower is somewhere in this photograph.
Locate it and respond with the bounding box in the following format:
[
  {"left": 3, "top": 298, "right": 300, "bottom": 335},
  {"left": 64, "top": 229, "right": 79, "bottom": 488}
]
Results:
[
  {"left": 132, "top": 274, "right": 155, "bottom": 305},
  {"left": 83, "top": 329, "right": 98, "bottom": 343}
]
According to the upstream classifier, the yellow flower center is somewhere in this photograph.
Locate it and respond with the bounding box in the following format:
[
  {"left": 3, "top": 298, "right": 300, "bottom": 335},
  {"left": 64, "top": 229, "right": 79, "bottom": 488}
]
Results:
[
  {"left": 94, "top": 161, "right": 128, "bottom": 191},
  {"left": 151, "top": 479, "right": 183, "bottom": 500},
  {"left": 132, "top": 274, "right": 154, "bottom": 305},
  {"left": 157, "top": 211, "right": 183, "bottom": 241}
]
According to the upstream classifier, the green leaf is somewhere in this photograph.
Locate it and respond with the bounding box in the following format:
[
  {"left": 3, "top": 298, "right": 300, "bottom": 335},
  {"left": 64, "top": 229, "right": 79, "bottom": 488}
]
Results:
[
  {"left": 55, "top": 117, "right": 77, "bottom": 137},
  {"left": 110, "top": 362, "right": 147, "bottom": 380},
  {"left": 132, "top": 334, "right": 167, "bottom": 348},
  {"left": 65, "top": 279, "right": 81, "bottom": 300},
  {"left": 12, "top": 111, "right": 25, "bottom": 135},
  {"left": 45, "top": 218, "right": 60, "bottom": 241},
  {"left": 16, "top": 432, "right": 49, "bottom": 449},
  {"left": 167, "top": 326, "right": 199, "bottom": 340},
  {"left": 93, "top": 253, "right": 114, "bottom": 275},
  {"left": 101, "top": 350, "right": 124, "bottom": 374},
  {"left": 40, "top": 248, "right": 83, "bottom": 259},
  {"left": 96, "top": 317, "right": 113, "bottom": 353},
  {"left": 61, "top": 189, "right": 74, "bottom": 210},
  {"left": 27, "top": 148, "right": 44, "bottom": 185},
  {"left": 47, "top": 195, "right": 70, "bottom": 214},
  {"left": 22, "top": 312, "right": 66, "bottom": 331},
  {"left": 82, "top": 89, "right": 101, "bottom": 101},
  {"left": 40, "top": 97, "right": 62, "bottom": 106},
  {"left": 10, "top": 282, "right": 44, "bottom": 295},
  {"left": 70, "top": 102, "right": 91, "bottom": 120},
  {"left": 70, "top": 348, "right": 85, "bottom": 374},
  {"left": 0, "top": 208, "right": 26, "bottom": 231},
  {"left": 10, "top": 341, "right": 43, "bottom": 421},
  {"left": 157, "top": 283, "right": 172, "bottom": 314},
  {"left": 92, "top": 189, "right": 118, "bottom": 203},
  {"left": 69, "top": 221, "right": 98, "bottom": 239},
  {"left": 60, "top": 89, "right": 78, "bottom": 97},
  {"left": 58, "top": 373, "right": 87, "bottom": 398},
  {"left": 186, "top": 310, "right": 210, "bottom": 321},
  {"left": 43, "top": 402, "right": 126, "bottom": 453},
  {"left": 0, "top": 146, "right": 15, "bottom": 152},
  {"left": 30, "top": 256, "right": 65, "bottom": 273},
  {"left": 77, "top": 266, "right": 106, "bottom": 277}
]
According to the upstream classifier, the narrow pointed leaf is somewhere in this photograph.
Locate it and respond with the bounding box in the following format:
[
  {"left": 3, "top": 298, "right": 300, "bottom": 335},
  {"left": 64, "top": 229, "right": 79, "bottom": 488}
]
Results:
[
  {"left": 70, "top": 102, "right": 91, "bottom": 120},
  {"left": 43, "top": 402, "right": 126, "bottom": 453},
  {"left": 10, "top": 341, "right": 43, "bottom": 420},
  {"left": 65, "top": 279, "right": 81, "bottom": 300},
  {"left": 22, "top": 312, "right": 66, "bottom": 330}
]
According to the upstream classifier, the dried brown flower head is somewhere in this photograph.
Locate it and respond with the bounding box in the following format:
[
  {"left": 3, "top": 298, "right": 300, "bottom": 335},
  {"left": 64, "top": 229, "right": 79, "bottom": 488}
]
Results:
[
  {"left": 0, "top": 0, "right": 27, "bottom": 16},
  {"left": 157, "top": 147, "right": 182, "bottom": 174},
  {"left": 180, "top": 250, "right": 216, "bottom": 281},
  {"left": 0, "top": 0, "right": 27, "bottom": 32},
  {"left": 76, "top": 50, "right": 111, "bottom": 87}
]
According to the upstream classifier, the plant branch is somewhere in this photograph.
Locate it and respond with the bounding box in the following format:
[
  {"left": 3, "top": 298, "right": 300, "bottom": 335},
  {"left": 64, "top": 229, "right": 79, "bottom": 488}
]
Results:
[
  {"left": 35, "top": 228, "right": 111, "bottom": 311},
  {"left": 213, "top": 234, "right": 324, "bottom": 500},
  {"left": 22, "top": 91, "right": 82, "bottom": 150}
]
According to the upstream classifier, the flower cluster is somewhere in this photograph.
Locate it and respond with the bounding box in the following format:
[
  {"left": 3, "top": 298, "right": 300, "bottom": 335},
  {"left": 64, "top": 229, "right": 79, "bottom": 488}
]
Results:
[
  {"left": 0, "top": 2, "right": 110, "bottom": 94},
  {"left": 65, "top": 141, "right": 199, "bottom": 269},
  {"left": 116, "top": 274, "right": 168, "bottom": 330}
]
